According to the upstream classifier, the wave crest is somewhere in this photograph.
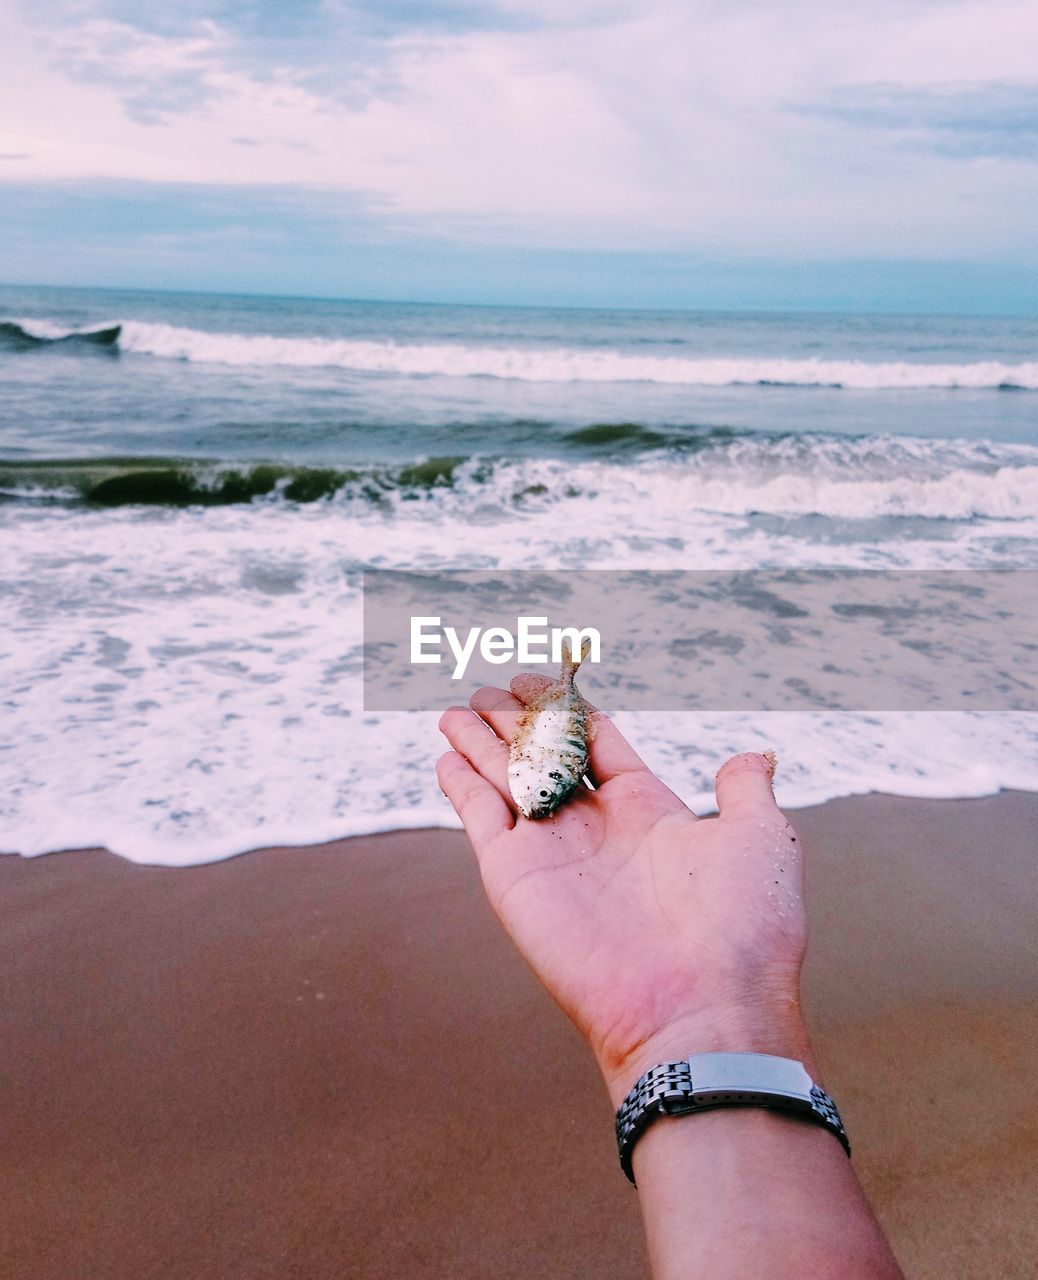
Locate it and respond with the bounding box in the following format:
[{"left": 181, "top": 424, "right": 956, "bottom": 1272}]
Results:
[
  {"left": 7, "top": 316, "right": 1038, "bottom": 389},
  {"left": 3, "top": 435, "right": 1037, "bottom": 522},
  {"left": 116, "top": 321, "right": 1038, "bottom": 388}
]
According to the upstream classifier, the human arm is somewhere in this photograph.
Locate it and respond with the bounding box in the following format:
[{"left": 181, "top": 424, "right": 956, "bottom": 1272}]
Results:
[{"left": 437, "top": 677, "right": 904, "bottom": 1279}]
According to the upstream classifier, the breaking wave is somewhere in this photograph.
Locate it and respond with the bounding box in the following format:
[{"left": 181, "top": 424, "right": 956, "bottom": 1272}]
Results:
[
  {"left": 0, "top": 456, "right": 471, "bottom": 507},
  {"left": 0, "top": 320, "right": 120, "bottom": 351},
  {"left": 5, "top": 316, "right": 1038, "bottom": 388},
  {"left": 3, "top": 433, "right": 1037, "bottom": 522}
]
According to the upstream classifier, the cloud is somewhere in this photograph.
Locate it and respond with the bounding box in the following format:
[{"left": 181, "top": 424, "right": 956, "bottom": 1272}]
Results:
[
  {"left": 801, "top": 80, "right": 1038, "bottom": 159},
  {"left": 50, "top": 17, "right": 226, "bottom": 124},
  {"left": 6, "top": 176, "right": 1038, "bottom": 313},
  {"left": 1, "top": 0, "right": 1037, "bottom": 262},
  {"left": 96, "top": 0, "right": 535, "bottom": 40}
]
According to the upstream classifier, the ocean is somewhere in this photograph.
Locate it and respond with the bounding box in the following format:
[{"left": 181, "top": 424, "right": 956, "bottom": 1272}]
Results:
[{"left": 1, "top": 284, "right": 1036, "bottom": 864}]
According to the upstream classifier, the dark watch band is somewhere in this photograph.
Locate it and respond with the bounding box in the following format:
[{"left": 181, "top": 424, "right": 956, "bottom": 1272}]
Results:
[{"left": 615, "top": 1052, "right": 850, "bottom": 1184}]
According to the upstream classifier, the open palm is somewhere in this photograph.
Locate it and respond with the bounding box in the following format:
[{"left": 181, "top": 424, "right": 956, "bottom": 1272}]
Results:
[{"left": 437, "top": 676, "right": 812, "bottom": 1101}]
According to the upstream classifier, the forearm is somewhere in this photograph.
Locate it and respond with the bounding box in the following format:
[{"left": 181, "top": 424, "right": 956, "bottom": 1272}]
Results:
[
  {"left": 631, "top": 1106, "right": 902, "bottom": 1280},
  {"left": 600, "top": 1011, "right": 904, "bottom": 1280},
  {"left": 437, "top": 702, "right": 904, "bottom": 1276}
]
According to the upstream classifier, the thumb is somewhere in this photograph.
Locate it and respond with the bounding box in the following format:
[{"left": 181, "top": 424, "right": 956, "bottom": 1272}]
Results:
[{"left": 715, "top": 751, "right": 778, "bottom": 820}]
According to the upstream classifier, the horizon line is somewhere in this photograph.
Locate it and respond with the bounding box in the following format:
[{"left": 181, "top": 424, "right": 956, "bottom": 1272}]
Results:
[{"left": 1, "top": 278, "right": 1035, "bottom": 323}]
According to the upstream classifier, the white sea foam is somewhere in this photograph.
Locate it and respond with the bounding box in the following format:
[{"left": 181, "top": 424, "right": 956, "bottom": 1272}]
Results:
[
  {"left": 9, "top": 316, "right": 77, "bottom": 339},
  {"left": 676, "top": 463, "right": 1038, "bottom": 520},
  {"left": 1, "top": 438, "right": 1036, "bottom": 865},
  {"left": 456, "top": 440, "right": 1038, "bottom": 524},
  {"left": 28, "top": 318, "right": 1025, "bottom": 389}
]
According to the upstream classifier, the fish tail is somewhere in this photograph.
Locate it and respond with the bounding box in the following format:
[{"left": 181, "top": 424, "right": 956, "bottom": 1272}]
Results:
[{"left": 561, "top": 634, "right": 594, "bottom": 685}]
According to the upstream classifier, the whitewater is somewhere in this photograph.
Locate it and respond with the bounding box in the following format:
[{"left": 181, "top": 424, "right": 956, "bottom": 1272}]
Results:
[{"left": 10, "top": 315, "right": 1038, "bottom": 389}]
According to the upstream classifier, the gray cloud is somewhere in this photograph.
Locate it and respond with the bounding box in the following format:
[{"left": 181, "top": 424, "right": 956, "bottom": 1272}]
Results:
[
  {"left": 803, "top": 81, "right": 1038, "bottom": 160},
  {"left": 33, "top": 0, "right": 523, "bottom": 39},
  {"left": 44, "top": 15, "right": 225, "bottom": 125},
  {"left": 31, "top": 0, "right": 539, "bottom": 123},
  {"left": 5, "top": 178, "right": 1038, "bottom": 314}
]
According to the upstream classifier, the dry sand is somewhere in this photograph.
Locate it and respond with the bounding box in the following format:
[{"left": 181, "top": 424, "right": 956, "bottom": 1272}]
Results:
[{"left": 2, "top": 790, "right": 1036, "bottom": 1279}]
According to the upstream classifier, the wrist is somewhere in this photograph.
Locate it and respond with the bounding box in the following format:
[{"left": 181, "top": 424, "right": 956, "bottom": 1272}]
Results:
[{"left": 597, "top": 990, "right": 814, "bottom": 1110}]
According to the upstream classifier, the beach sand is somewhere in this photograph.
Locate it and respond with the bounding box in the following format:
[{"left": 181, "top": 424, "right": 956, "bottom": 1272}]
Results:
[{"left": 2, "top": 790, "right": 1036, "bottom": 1279}]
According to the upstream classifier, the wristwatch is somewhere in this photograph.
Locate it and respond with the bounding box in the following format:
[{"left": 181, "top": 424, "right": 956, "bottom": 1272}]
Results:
[{"left": 615, "top": 1052, "right": 850, "bottom": 1184}]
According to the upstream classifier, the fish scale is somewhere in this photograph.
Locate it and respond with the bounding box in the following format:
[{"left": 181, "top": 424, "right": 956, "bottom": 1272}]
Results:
[{"left": 507, "top": 642, "right": 591, "bottom": 819}]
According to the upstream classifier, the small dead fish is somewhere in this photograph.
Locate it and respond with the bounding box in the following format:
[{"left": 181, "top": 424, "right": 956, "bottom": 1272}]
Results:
[{"left": 508, "top": 640, "right": 591, "bottom": 819}]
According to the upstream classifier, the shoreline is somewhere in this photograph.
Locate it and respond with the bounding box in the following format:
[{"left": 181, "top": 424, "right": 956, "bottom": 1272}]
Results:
[
  {"left": 7, "top": 779, "right": 1036, "bottom": 867},
  {"left": 3, "top": 790, "right": 1037, "bottom": 1278}
]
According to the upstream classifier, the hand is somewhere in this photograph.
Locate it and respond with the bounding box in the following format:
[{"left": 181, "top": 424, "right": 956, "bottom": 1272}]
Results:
[{"left": 438, "top": 677, "right": 813, "bottom": 1104}]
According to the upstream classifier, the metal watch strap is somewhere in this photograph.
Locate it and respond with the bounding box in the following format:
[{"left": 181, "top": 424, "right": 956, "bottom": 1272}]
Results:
[{"left": 615, "top": 1052, "right": 851, "bottom": 1184}]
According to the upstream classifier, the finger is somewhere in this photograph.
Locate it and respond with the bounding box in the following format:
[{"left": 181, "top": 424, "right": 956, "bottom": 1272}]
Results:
[
  {"left": 437, "top": 751, "right": 513, "bottom": 848},
  {"left": 470, "top": 685, "right": 524, "bottom": 742},
  {"left": 582, "top": 711, "right": 650, "bottom": 785},
  {"left": 438, "top": 704, "right": 511, "bottom": 796},
  {"left": 509, "top": 674, "right": 649, "bottom": 785},
  {"left": 511, "top": 673, "right": 553, "bottom": 704},
  {"left": 715, "top": 752, "right": 779, "bottom": 820}
]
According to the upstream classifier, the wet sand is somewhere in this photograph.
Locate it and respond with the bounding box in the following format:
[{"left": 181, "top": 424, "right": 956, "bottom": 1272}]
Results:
[{"left": 2, "top": 790, "right": 1036, "bottom": 1279}]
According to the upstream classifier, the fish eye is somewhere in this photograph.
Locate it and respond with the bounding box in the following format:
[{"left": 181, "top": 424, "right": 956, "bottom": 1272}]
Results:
[{"left": 539, "top": 788, "right": 551, "bottom": 799}]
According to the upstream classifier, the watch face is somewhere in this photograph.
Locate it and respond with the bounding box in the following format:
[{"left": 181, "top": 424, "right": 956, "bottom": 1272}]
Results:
[{"left": 683, "top": 1052, "right": 815, "bottom": 1101}]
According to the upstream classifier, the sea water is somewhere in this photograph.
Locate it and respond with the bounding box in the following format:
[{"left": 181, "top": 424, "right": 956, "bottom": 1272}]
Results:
[{"left": 1, "top": 284, "right": 1035, "bottom": 863}]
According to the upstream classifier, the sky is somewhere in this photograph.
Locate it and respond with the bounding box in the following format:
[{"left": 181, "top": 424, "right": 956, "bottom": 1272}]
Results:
[{"left": 1, "top": 0, "right": 1037, "bottom": 311}]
